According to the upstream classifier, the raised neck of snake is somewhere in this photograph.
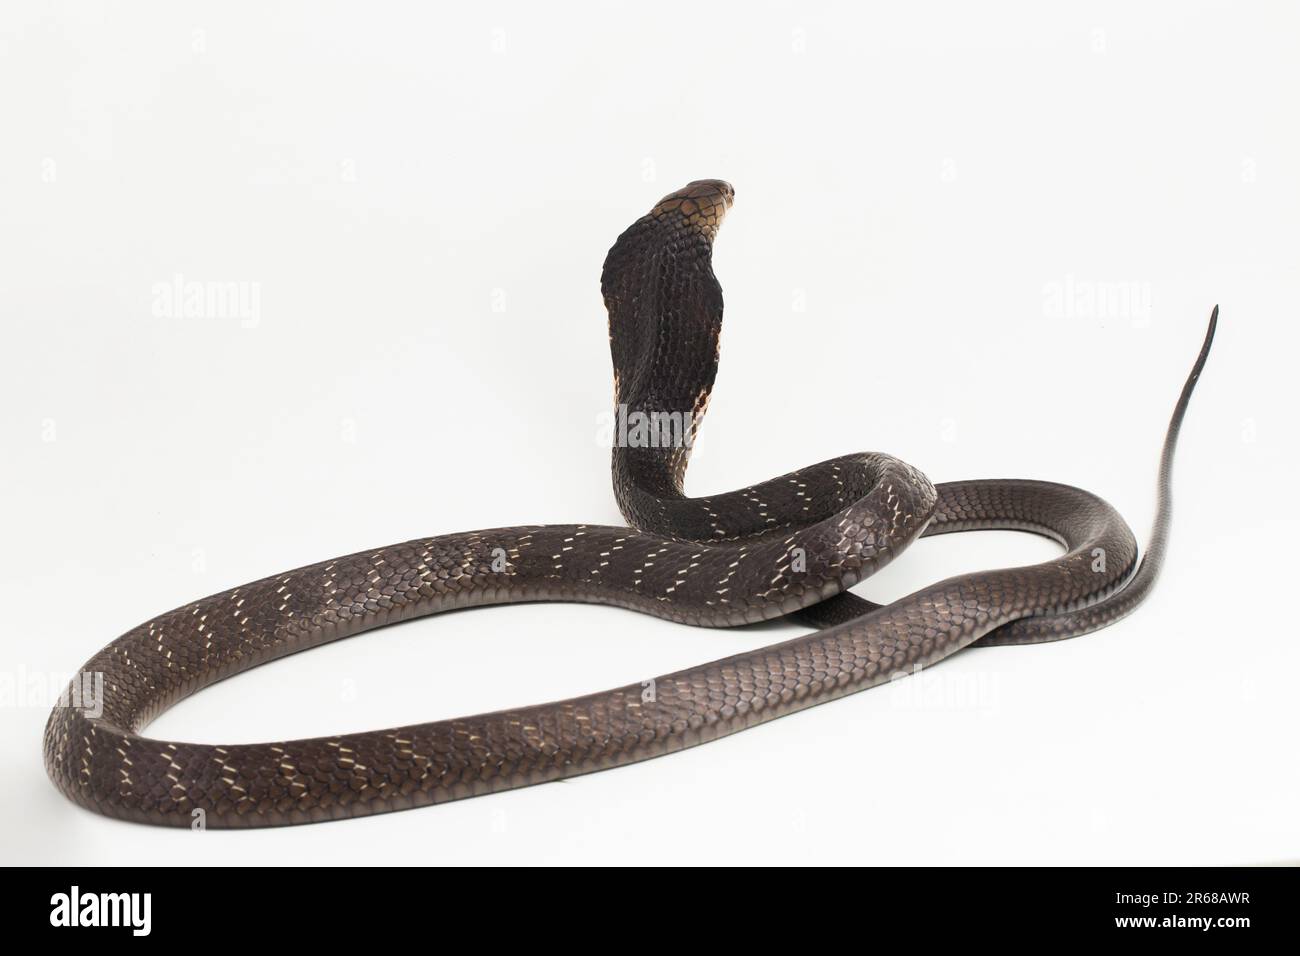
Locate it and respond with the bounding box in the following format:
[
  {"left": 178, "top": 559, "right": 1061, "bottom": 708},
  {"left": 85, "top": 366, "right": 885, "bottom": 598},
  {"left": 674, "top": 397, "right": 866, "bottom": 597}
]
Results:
[{"left": 601, "top": 179, "right": 734, "bottom": 505}]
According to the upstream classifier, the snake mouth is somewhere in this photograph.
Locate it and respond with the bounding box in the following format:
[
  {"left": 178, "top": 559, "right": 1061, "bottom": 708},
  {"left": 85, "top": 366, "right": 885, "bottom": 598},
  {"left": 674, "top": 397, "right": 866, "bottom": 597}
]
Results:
[{"left": 651, "top": 179, "right": 734, "bottom": 236}]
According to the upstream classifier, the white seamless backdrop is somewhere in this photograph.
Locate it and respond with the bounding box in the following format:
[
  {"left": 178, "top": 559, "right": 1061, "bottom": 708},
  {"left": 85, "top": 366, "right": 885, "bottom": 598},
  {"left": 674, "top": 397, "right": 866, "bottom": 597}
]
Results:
[{"left": 2, "top": 1, "right": 1297, "bottom": 865}]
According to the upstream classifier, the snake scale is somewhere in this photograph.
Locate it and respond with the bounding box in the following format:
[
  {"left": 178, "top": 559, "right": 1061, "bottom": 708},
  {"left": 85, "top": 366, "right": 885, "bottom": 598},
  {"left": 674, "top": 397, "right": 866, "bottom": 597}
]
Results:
[{"left": 44, "top": 180, "right": 1216, "bottom": 827}]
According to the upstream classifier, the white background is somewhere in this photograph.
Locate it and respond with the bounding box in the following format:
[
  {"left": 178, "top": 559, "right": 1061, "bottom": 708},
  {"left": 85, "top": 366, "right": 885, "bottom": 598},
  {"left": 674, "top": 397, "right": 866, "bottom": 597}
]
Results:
[{"left": 2, "top": 1, "right": 1297, "bottom": 865}]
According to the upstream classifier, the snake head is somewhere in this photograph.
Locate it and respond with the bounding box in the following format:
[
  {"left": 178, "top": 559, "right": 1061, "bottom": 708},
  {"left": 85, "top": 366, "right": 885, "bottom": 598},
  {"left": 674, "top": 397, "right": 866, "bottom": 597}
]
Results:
[{"left": 650, "top": 179, "right": 734, "bottom": 239}]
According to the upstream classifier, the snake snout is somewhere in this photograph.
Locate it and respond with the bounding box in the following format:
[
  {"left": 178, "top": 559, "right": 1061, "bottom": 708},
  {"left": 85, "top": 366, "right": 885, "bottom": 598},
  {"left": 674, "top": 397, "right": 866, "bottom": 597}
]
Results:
[{"left": 688, "top": 179, "right": 734, "bottom": 206}]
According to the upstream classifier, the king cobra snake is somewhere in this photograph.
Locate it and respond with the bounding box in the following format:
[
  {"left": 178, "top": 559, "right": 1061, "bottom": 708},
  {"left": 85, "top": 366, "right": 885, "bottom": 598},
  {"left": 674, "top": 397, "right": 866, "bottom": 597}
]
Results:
[{"left": 44, "top": 180, "right": 1217, "bottom": 827}]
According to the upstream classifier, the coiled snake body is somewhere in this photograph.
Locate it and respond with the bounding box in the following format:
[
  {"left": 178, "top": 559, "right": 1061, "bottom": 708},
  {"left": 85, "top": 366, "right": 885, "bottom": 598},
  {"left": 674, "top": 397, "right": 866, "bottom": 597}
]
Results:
[{"left": 44, "top": 181, "right": 1216, "bottom": 827}]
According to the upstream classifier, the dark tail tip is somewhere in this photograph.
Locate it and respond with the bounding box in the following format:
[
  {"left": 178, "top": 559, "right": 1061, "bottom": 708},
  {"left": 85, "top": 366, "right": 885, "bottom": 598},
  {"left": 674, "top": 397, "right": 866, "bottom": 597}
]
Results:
[
  {"left": 1128, "top": 303, "right": 1218, "bottom": 591},
  {"left": 1063, "top": 305, "right": 1217, "bottom": 633},
  {"left": 1189, "top": 304, "right": 1217, "bottom": 387}
]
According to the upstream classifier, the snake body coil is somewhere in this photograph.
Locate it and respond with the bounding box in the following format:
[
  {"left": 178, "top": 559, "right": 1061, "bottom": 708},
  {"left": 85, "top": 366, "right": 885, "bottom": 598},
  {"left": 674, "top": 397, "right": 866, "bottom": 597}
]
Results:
[{"left": 44, "top": 181, "right": 1216, "bottom": 827}]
